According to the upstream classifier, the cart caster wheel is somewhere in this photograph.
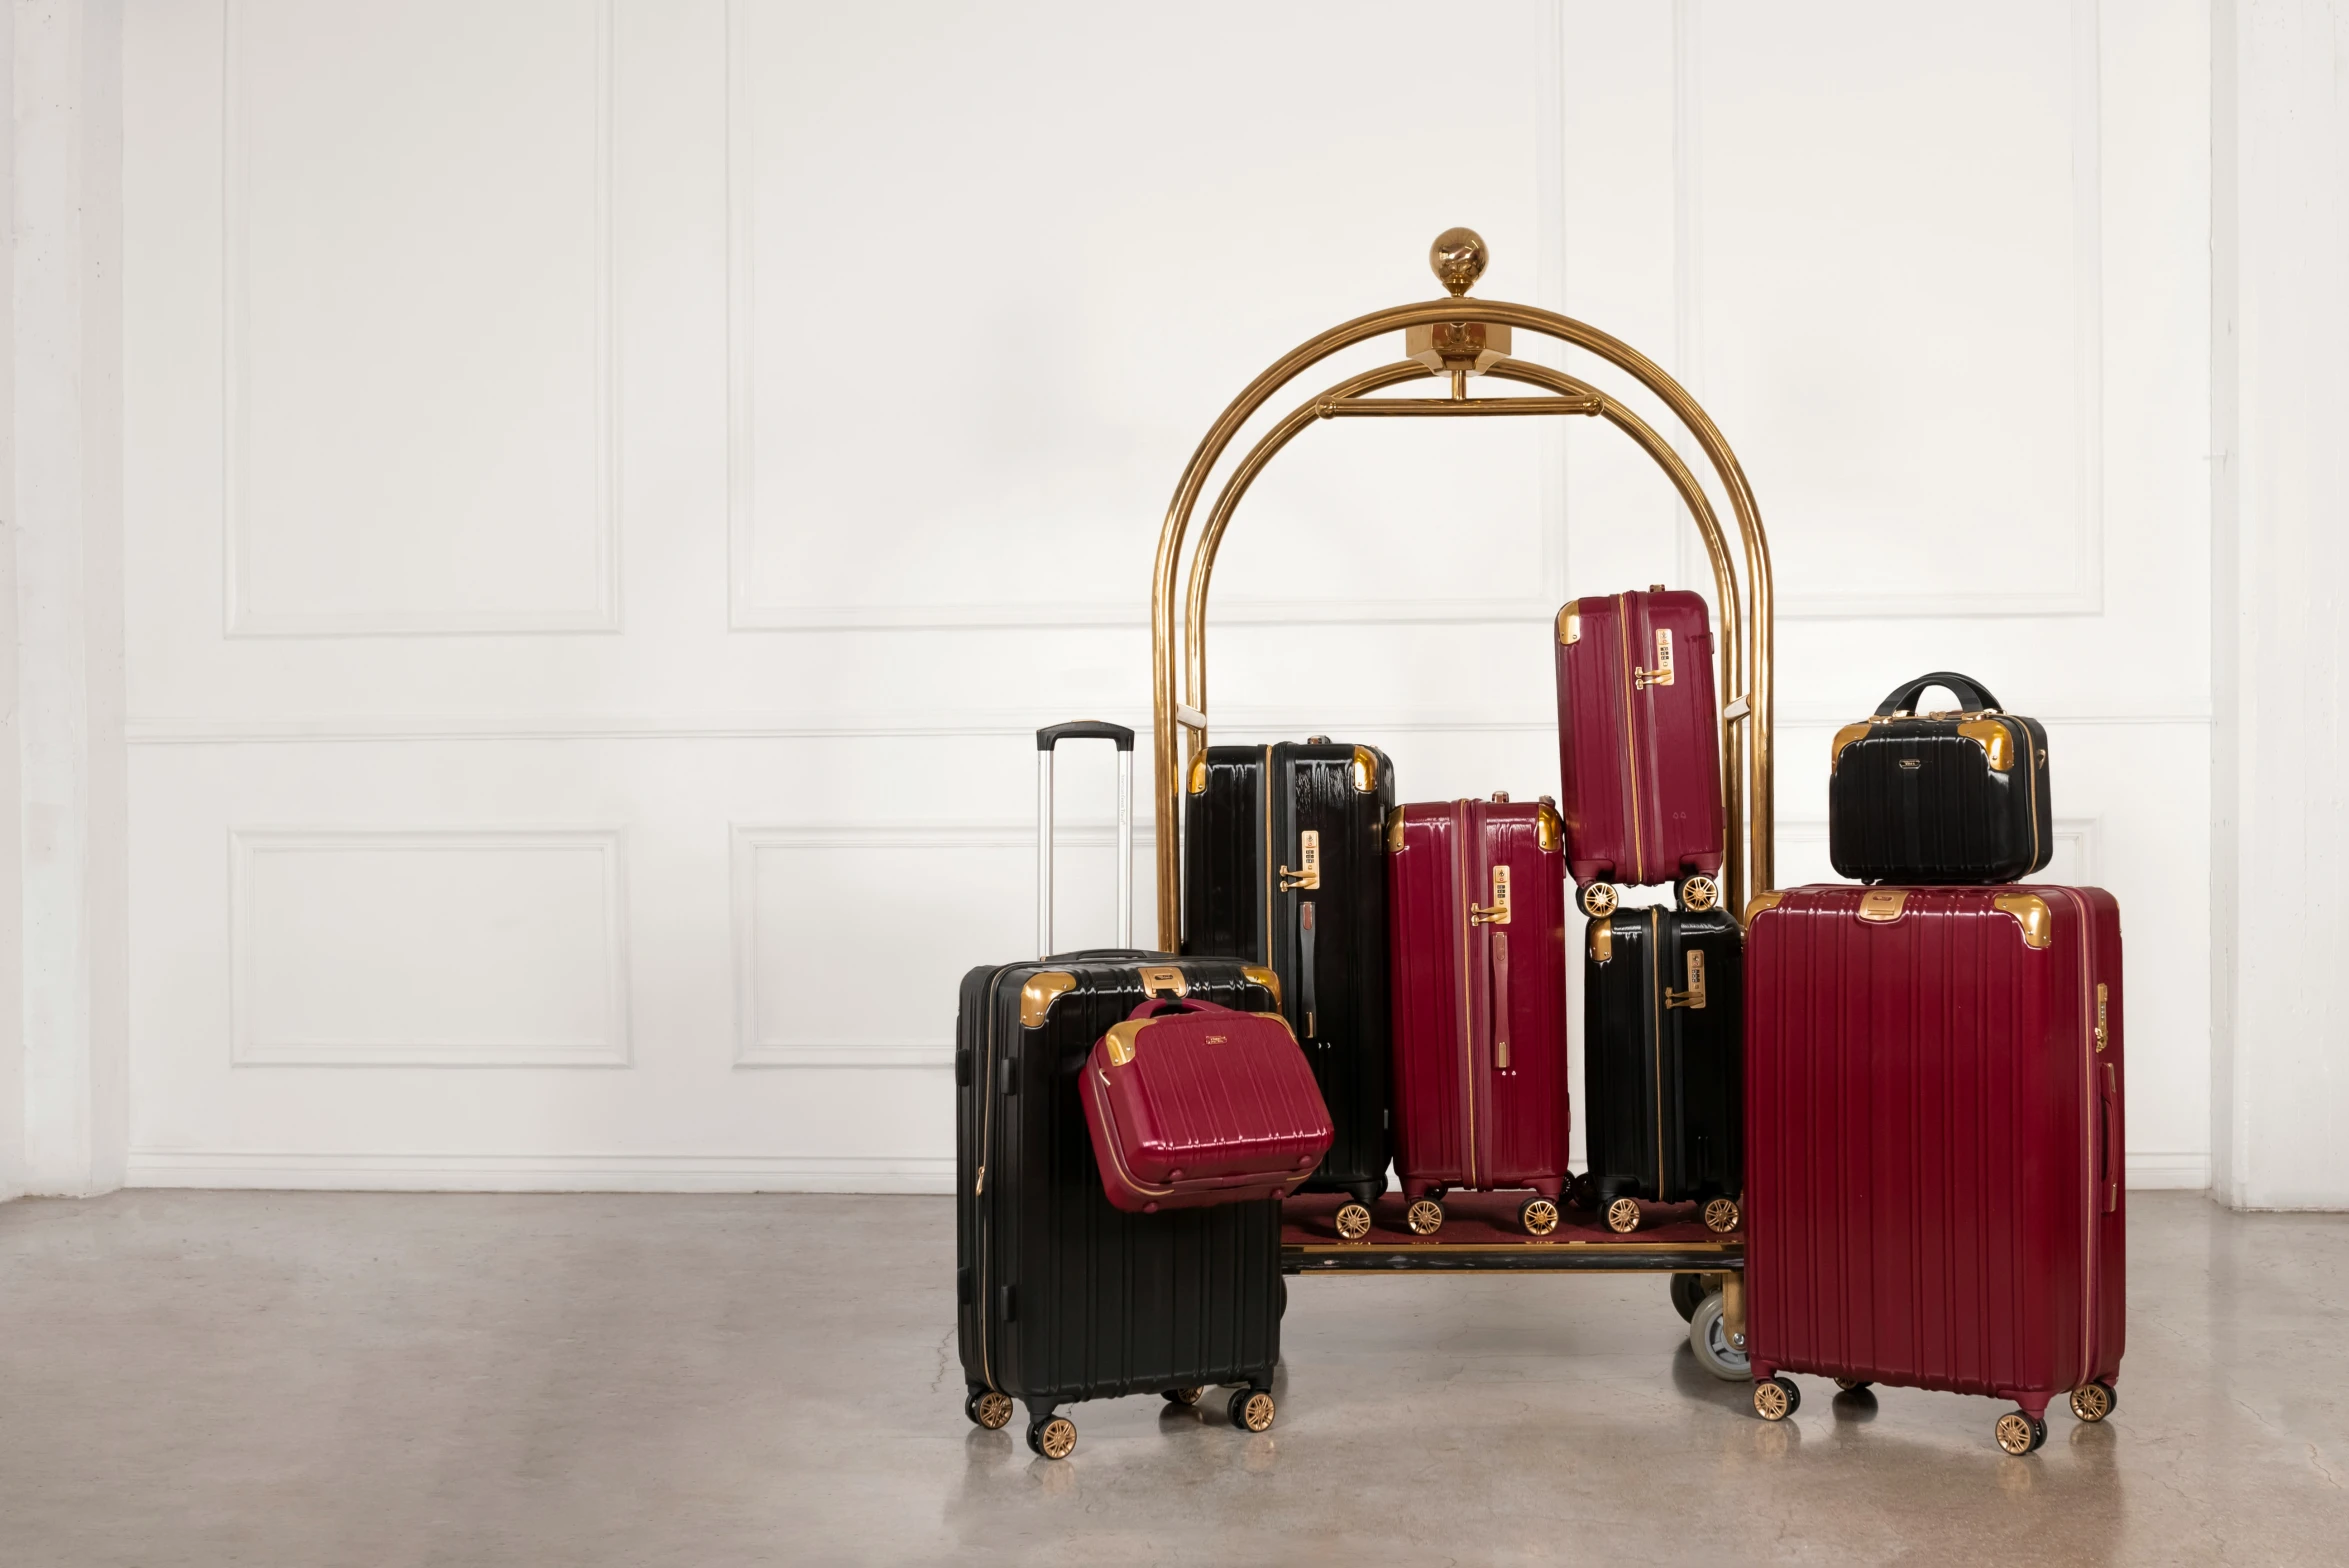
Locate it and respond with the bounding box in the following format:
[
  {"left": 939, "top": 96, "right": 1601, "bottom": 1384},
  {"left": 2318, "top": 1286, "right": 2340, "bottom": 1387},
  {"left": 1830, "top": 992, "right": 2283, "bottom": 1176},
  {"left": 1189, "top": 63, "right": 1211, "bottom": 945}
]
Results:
[
  {"left": 1028, "top": 1415, "right": 1077, "bottom": 1460},
  {"left": 1606, "top": 1197, "right": 1642, "bottom": 1234},
  {"left": 1703, "top": 1197, "right": 1742, "bottom": 1233},
  {"left": 1230, "top": 1389, "right": 1276, "bottom": 1433},
  {"left": 1406, "top": 1199, "right": 1445, "bottom": 1236},
  {"left": 1995, "top": 1410, "right": 2047, "bottom": 1455},
  {"left": 1753, "top": 1376, "right": 1800, "bottom": 1421},
  {"left": 2069, "top": 1382, "right": 2114, "bottom": 1423},
  {"left": 1680, "top": 875, "right": 1719, "bottom": 913},
  {"left": 1687, "top": 1290, "right": 1750, "bottom": 1381},
  {"left": 1334, "top": 1201, "right": 1374, "bottom": 1241},
  {"left": 1519, "top": 1197, "right": 1560, "bottom": 1236},
  {"left": 967, "top": 1389, "right": 1015, "bottom": 1429},
  {"left": 1580, "top": 882, "right": 1619, "bottom": 918},
  {"left": 1162, "top": 1387, "right": 1204, "bottom": 1407},
  {"left": 1670, "top": 1271, "right": 1709, "bottom": 1323},
  {"left": 1834, "top": 1378, "right": 1873, "bottom": 1394}
]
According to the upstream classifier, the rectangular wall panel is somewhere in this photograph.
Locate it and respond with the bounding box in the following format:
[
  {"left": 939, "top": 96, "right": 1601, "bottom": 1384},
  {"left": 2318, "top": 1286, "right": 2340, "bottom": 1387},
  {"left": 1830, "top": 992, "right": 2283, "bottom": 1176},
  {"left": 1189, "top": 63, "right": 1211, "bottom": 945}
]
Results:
[
  {"left": 231, "top": 829, "right": 629, "bottom": 1065},
  {"left": 224, "top": 0, "right": 616, "bottom": 634}
]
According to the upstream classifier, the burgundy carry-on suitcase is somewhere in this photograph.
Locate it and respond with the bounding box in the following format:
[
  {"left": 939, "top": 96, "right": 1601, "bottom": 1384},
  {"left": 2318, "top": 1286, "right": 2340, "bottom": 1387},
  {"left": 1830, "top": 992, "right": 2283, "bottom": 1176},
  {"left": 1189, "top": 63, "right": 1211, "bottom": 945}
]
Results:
[
  {"left": 1582, "top": 905, "right": 1744, "bottom": 1234},
  {"left": 954, "top": 722, "right": 1288, "bottom": 1460},
  {"left": 1742, "top": 883, "right": 2125, "bottom": 1454},
  {"left": 1183, "top": 739, "right": 1396, "bottom": 1212},
  {"left": 1385, "top": 794, "right": 1572, "bottom": 1238},
  {"left": 1554, "top": 588, "right": 1727, "bottom": 917},
  {"left": 1080, "top": 994, "right": 1332, "bottom": 1214}
]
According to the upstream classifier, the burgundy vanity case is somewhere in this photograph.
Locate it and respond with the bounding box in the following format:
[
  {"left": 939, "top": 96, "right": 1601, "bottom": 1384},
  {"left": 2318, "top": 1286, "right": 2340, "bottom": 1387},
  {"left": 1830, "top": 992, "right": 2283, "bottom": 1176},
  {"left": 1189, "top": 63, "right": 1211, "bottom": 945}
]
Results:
[
  {"left": 1080, "top": 997, "right": 1333, "bottom": 1214},
  {"left": 1385, "top": 796, "right": 1572, "bottom": 1235},
  {"left": 1553, "top": 589, "right": 1727, "bottom": 913},
  {"left": 1742, "top": 883, "right": 2126, "bottom": 1452}
]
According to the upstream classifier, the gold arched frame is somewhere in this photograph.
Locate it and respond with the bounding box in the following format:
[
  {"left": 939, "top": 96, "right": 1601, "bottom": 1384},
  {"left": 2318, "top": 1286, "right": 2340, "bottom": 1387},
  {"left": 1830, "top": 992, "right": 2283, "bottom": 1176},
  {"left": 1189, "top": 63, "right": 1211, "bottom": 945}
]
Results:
[{"left": 1148, "top": 232, "right": 1776, "bottom": 949}]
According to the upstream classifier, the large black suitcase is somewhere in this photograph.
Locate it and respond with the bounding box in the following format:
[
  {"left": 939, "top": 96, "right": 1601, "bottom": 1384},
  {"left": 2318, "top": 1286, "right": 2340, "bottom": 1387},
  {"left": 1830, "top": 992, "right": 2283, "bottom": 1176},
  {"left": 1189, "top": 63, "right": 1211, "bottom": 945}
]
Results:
[
  {"left": 955, "top": 722, "right": 1286, "bottom": 1461},
  {"left": 1582, "top": 904, "right": 1744, "bottom": 1235},
  {"left": 1181, "top": 739, "right": 1395, "bottom": 1215},
  {"left": 1828, "top": 671, "right": 2053, "bottom": 884}
]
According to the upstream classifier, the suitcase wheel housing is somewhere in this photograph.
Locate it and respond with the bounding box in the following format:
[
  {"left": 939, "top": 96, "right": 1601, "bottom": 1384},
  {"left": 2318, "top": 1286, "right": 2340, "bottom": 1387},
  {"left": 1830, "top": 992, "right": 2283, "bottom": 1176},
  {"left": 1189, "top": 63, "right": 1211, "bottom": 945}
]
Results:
[
  {"left": 1161, "top": 1387, "right": 1204, "bottom": 1408},
  {"left": 966, "top": 1389, "right": 1015, "bottom": 1430},
  {"left": 1230, "top": 1390, "right": 1277, "bottom": 1433},
  {"left": 1333, "top": 1202, "right": 1374, "bottom": 1241},
  {"left": 1703, "top": 1197, "right": 1742, "bottom": 1234},
  {"left": 1995, "top": 1410, "right": 2047, "bottom": 1455},
  {"left": 1679, "top": 875, "right": 1719, "bottom": 912},
  {"left": 1405, "top": 1199, "right": 1445, "bottom": 1236},
  {"left": 1606, "top": 1197, "right": 1643, "bottom": 1234},
  {"left": 1753, "top": 1376, "right": 1800, "bottom": 1422},
  {"left": 2069, "top": 1383, "right": 2115, "bottom": 1423},
  {"left": 1580, "top": 882, "right": 1619, "bottom": 918},
  {"left": 1518, "top": 1197, "right": 1560, "bottom": 1236},
  {"left": 1028, "top": 1415, "right": 1078, "bottom": 1460}
]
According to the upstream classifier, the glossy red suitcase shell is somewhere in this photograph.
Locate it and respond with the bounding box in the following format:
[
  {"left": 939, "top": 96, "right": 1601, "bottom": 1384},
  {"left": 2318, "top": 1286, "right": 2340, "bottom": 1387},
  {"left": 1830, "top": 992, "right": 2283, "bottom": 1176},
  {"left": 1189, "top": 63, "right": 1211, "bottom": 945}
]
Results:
[
  {"left": 1081, "top": 997, "right": 1332, "bottom": 1213},
  {"left": 1744, "top": 884, "right": 2124, "bottom": 1425},
  {"left": 1387, "top": 798, "right": 1571, "bottom": 1200},
  {"left": 1554, "top": 590, "right": 1726, "bottom": 894}
]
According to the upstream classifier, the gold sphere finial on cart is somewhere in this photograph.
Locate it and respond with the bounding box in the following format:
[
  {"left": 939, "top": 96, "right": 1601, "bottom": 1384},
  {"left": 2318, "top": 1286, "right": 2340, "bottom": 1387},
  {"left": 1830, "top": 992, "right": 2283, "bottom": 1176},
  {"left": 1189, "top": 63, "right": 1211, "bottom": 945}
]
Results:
[{"left": 1430, "top": 227, "right": 1488, "bottom": 297}]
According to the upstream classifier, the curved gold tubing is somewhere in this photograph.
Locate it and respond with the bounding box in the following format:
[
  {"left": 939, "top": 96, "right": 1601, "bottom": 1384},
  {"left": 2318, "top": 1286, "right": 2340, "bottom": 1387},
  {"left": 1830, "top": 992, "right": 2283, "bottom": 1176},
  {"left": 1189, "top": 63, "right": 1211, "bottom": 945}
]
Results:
[
  {"left": 1178, "top": 358, "right": 1751, "bottom": 919},
  {"left": 1149, "top": 290, "right": 1776, "bottom": 947}
]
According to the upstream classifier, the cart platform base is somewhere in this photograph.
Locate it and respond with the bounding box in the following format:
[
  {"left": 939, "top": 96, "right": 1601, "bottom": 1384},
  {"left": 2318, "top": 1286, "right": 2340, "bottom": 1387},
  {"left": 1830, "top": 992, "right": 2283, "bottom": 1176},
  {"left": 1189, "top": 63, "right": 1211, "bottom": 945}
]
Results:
[{"left": 1281, "top": 1190, "right": 1743, "bottom": 1273}]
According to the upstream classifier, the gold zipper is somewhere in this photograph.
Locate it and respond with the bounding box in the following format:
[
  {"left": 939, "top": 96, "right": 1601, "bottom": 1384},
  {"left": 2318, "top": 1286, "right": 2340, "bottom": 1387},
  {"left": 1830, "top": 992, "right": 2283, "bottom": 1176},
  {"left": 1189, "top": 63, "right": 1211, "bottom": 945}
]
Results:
[
  {"left": 1455, "top": 801, "right": 1478, "bottom": 1188},
  {"left": 1650, "top": 907, "right": 1666, "bottom": 1198},
  {"left": 1261, "top": 746, "right": 1275, "bottom": 968},
  {"left": 975, "top": 970, "right": 1005, "bottom": 1390},
  {"left": 1616, "top": 595, "right": 1648, "bottom": 884}
]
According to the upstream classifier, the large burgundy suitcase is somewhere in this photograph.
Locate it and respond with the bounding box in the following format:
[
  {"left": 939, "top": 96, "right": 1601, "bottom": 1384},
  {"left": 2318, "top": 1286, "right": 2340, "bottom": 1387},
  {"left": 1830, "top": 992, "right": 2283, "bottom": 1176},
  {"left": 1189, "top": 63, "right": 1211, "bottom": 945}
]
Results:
[
  {"left": 1553, "top": 588, "right": 1727, "bottom": 917},
  {"left": 1742, "top": 883, "right": 2125, "bottom": 1454},
  {"left": 1182, "top": 739, "right": 1395, "bottom": 1210},
  {"left": 1080, "top": 995, "right": 1332, "bottom": 1213},
  {"left": 1385, "top": 794, "right": 1572, "bottom": 1238},
  {"left": 955, "top": 722, "right": 1288, "bottom": 1461}
]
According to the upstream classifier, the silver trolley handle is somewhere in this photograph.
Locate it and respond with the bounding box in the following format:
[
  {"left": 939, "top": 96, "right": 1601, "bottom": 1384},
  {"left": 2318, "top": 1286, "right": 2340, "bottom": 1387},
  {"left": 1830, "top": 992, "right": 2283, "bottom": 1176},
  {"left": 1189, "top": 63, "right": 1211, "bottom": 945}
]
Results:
[{"left": 1035, "top": 721, "right": 1136, "bottom": 958}]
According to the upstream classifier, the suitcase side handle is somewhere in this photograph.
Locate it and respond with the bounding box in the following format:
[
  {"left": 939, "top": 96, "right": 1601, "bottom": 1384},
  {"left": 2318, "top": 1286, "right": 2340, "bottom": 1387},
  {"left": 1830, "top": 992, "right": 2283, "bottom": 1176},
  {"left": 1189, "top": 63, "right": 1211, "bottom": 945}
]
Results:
[
  {"left": 1038, "top": 721, "right": 1135, "bottom": 957},
  {"left": 1874, "top": 671, "right": 2001, "bottom": 717}
]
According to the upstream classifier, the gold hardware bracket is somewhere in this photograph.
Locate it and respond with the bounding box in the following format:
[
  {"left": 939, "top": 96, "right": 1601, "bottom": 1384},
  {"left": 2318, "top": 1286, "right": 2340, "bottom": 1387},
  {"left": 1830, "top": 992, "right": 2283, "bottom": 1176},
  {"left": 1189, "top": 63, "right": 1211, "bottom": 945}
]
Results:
[
  {"left": 1993, "top": 892, "right": 2053, "bottom": 950},
  {"left": 1187, "top": 748, "right": 1208, "bottom": 794},
  {"left": 1020, "top": 971, "right": 1077, "bottom": 1029},
  {"left": 1743, "top": 890, "right": 1785, "bottom": 925},
  {"left": 1664, "top": 948, "right": 1708, "bottom": 1010},
  {"left": 1557, "top": 602, "right": 1581, "bottom": 645},
  {"left": 1350, "top": 746, "right": 1379, "bottom": 793},
  {"left": 1830, "top": 722, "right": 1872, "bottom": 771},
  {"left": 1858, "top": 889, "right": 1909, "bottom": 924},
  {"left": 1277, "top": 829, "right": 1322, "bottom": 891},
  {"left": 1406, "top": 320, "right": 1514, "bottom": 378},
  {"left": 1957, "top": 719, "right": 2014, "bottom": 772},
  {"left": 1137, "top": 965, "right": 1189, "bottom": 997},
  {"left": 1242, "top": 965, "right": 1282, "bottom": 1010},
  {"left": 1385, "top": 807, "right": 1406, "bottom": 853},
  {"left": 1103, "top": 1018, "right": 1149, "bottom": 1067},
  {"left": 1723, "top": 1270, "right": 1746, "bottom": 1351},
  {"left": 1588, "top": 919, "right": 1613, "bottom": 964},
  {"left": 1536, "top": 800, "right": 1563, "bottom": 853},
  {"left": 1469, "top": 865, "right": 1513, "bottom": 926},
  {"left": 2095, "top": 981, "right": 2109, "bottom": 1051}
]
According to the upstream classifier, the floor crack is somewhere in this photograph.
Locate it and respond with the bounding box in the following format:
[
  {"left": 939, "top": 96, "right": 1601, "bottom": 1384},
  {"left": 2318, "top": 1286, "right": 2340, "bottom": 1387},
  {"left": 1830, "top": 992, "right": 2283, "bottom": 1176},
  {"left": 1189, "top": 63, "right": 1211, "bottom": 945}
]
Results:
[{"left": 929, "top": 1325, "right": 956, "bottom": 1394}]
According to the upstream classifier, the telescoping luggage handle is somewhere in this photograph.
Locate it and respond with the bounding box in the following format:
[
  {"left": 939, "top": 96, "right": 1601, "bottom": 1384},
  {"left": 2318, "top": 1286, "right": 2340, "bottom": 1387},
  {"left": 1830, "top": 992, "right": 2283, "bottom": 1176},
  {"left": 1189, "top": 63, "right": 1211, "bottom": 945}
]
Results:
[{"left": 1037, "top": 721, "right": 1135, "bottom": 958}]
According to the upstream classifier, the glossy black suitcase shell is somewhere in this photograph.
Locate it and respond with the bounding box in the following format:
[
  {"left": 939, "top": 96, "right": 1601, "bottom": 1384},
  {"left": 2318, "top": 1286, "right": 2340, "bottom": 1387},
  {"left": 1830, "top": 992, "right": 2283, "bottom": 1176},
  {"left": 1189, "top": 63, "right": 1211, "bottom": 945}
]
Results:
[
  {"left": 1583, "top": 906, "right": 1743, "bottom": 1212},
  {"left": 955, "top": 954, "right": 1283, "bottom": 1427},
  {"left": 1828, "top": 673, "right": 2053, "bottom": 884},
  {"left": 1183, "top": 741, "right": 1395, "bottom": 1206}
]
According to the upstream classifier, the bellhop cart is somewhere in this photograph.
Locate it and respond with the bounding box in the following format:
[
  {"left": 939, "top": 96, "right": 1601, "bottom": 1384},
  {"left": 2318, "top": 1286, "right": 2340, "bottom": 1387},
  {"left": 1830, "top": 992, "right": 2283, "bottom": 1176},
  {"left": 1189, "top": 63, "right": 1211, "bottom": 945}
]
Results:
[{"left": 1146, "top": 229, "right": 1777, "bottom": 1377}]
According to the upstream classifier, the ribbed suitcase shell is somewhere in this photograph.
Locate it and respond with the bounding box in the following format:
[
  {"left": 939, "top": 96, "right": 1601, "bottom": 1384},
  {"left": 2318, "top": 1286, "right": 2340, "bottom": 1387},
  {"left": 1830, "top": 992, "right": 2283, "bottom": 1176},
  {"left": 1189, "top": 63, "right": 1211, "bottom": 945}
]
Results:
[
  {"left": 1387, "top": 799, "right": 1571, "bottom": 1200},
  {"left": 1554, "top": 590, "right": 1725, "bottom": 891},
  {"left": 1744, "top": 885, "right": 2125, "bottom": 1417},
  {"left": 1828, "top": 713, "right": 2054, "bottom": 884},
  {"left": 956, "top": 954, "right": 1282, "bottom": 1415},
  {"left": 1183, "top": 741, "right": 1395, "bottom": 1204},
  {"left": 1584, "top": 906, "right": 1743, "bottom": 1207},
  {"left": 1081, "top": 998, "right": 1332, "bottom": 1211}
]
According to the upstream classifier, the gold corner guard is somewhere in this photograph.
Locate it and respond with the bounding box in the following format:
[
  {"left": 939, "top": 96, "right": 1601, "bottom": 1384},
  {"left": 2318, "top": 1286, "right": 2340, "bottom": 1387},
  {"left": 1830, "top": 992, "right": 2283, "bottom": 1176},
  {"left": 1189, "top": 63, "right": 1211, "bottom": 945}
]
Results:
[
  {"left": 1743, "top": 890, "right": 1784, "bottom": 925},
  {"left": 1384, "top": 807, "right": 1406, "bottom": 853},
  {"left": 1557, "top": 602, "right": 1581, "bottom": 645},
  {"left": 1148, "top": 227, "right": 1775, "bottom": 952},
  {"left": 1956, "top": 719, "right": 2014, "bottom": 772},
  {"left": 1187, "top": 748, "right": 1208, "bottom": 794},
  {"left": 1021, "top": 971, "right": 1076, "bottom": 1028},
  {"left": 1993, "top": 892, "right": 2053, "bottom": 949},
  {"left": 1588, "top": 919, "right": 1613, "bottom": 964},
  {"left": 1350, "top": 746, "right": 1379, "bottom": 793},
  {"left": 1241, "top": 965, "right": 1282, "bottom": 1009}
]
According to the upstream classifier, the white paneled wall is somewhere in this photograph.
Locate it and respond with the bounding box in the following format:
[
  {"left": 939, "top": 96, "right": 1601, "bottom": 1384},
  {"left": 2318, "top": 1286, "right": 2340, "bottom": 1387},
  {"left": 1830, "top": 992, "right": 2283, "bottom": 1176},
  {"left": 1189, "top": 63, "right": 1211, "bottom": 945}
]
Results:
[{"left": 104, "top": 0, "right": 2222, "bottom": 1193}]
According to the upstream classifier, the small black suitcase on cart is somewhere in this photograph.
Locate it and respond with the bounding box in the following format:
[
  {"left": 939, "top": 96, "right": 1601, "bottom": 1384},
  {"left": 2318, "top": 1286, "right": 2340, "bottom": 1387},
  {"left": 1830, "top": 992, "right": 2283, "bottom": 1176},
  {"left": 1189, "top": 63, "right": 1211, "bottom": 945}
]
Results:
[
  {"left": 1828, "top": 671, "right": 2053, "bottom": 884},
  {"left": 1582, "top": 904, "right": 1745, "bottom": 1235},
  {"left": 956, "top": 722, "right": 1286, "bottom": 1460},
  {"left": 1182, "top": 739, "right": 1395, "bottom": 1221}
]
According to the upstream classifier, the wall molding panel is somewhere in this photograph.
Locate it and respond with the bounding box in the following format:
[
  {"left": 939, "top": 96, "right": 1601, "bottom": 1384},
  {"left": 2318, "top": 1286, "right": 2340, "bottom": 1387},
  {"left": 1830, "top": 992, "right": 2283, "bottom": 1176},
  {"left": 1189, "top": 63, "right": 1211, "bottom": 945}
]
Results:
[
  {"left": 221, "top": 0, "right": 620, "bottom": 637},
  {"left": 230, "top": 827, "right": 632, "bottom": 1066},
  {"left": 127, "top": 1149, "right": 954, "bottom": 1194}
]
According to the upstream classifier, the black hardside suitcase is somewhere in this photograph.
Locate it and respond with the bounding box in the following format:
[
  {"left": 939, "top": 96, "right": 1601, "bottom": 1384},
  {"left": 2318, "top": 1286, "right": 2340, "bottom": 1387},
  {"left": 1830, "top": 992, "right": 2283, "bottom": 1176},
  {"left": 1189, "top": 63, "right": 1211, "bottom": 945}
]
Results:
[
  {"left": 1182, "top": 739, "right": 1395, "bottom": 1210},
  {"left": 1828, "top": 672, "right": 2053, "bottom": 884},
  {"left": 956, "top": 722, "right": 1286, "bottom": 1460},
  {"left": 1582, "top": 904, "right": 1745, "bottom": 1235}
]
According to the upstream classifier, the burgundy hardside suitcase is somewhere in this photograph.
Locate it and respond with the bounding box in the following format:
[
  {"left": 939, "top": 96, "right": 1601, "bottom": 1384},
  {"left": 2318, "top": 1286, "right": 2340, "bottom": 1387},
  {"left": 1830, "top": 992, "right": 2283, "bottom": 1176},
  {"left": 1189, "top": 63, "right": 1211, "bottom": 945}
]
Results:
[
  {"left": 1554, "top": 589, "right": 1727, "bottom": 917},
  {"left": 1081, "top": 995, "right": 1332, "bottom": 1213},
  {"left": 1385, "top": 795, "right": 1572, "bottom": 1238},
  {"left": 1742, "top": 883, "right": 2125, "bottom": 1454}
]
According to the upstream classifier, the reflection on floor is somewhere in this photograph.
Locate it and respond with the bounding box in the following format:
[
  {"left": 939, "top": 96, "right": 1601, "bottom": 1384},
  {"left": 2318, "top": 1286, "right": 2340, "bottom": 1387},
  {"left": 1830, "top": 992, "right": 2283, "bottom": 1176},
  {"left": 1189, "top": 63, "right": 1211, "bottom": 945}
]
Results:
[{"left": 0, "top": 1190, "right": 2342, "bottom": 1565}]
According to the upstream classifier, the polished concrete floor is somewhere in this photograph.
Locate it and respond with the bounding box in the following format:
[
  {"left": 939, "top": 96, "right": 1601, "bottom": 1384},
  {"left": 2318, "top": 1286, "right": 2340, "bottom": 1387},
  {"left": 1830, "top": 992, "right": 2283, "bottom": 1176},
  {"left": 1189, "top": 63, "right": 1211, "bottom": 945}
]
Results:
[{"left": 1, "top": 1192, "right": 2344, "bottom": 1566}]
